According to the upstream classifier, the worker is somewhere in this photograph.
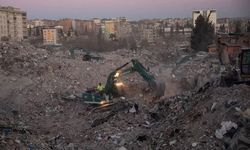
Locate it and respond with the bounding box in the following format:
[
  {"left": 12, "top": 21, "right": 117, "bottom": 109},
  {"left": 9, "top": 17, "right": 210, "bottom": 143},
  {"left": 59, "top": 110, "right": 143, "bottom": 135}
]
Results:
[{"left": 96, "top": 83, "right": 105, "bottom": 95}]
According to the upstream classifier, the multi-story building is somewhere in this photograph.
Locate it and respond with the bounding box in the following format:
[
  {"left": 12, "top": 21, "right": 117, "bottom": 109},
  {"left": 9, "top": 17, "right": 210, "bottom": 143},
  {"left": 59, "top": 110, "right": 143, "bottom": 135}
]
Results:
[
  {"left": 141, "top": 28, "right": 159, "bottom": 44},
  {"left": 74, "top": 20, "right": 95, "bottom": 35},
  {"left": 27, "top": 19, "right": 45, "bottom": 37},
  {"left": 116, "top": 23, "right": 132, "bottom": 38},
  {"left": 92, "top": 18, "right": 102, "bottom": 34},
  {"left": 42, "top": 19, "right": 57, "bottom": 27},
  {"left": 0, "top": 6, "right": 27, "bottom": 41},
  {"left": 33, "top": 19, "right": 44, "bottom": 27},
  {"left": 115, "top": 17, "right": 131, "bottom": 38},
  {"left": 57, "top": 18, "right": 73, "bottom": 34},
  {"left": 192, "top": 9, "right": 217, "bottom": 31},
  {"left": 103, "top": 20, "right": 116, "bottom": 35},
  {"left": 216, "top": 18, "right": 230, "bottom": 33},
  {"left": 42, "top": 27, "right": 61, "bottom": 45}
]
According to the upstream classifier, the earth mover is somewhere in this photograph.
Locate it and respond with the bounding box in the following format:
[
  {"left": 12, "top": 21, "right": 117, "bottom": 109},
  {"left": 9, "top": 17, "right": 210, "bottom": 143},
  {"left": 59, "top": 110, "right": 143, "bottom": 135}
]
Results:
[
  {"left": 63, "top": 59, "right": 165, "bottom": 104},
  {"left": 222, "top": 48, "right": 250, "bottom": 86},
  {"left": 235, "top": 48, "right": 250, "bottom": 84}
]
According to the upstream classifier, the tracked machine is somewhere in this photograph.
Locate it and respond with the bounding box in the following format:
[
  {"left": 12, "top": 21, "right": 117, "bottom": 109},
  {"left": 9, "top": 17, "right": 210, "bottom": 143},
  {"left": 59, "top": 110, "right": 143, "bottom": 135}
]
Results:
[
  {"left": 63, "top": 59, "right": 165, "bottom": 104},
  {"left": 222, "top": 48, "right": 250, "bottom": 86}
]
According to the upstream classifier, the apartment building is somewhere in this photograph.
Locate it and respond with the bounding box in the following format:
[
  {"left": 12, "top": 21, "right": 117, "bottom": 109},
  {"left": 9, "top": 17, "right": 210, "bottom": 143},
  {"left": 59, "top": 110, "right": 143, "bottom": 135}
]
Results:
[
  {"left": 192, "top": 9, "right": 217, "bottom": 30},
  {"left": 141, "top": 28, "right": 159, "bottom": 43},
  {"left": 57, "top": 19, "right": 73, "bottom": 34},
  {"left": 42, "top": 27, "right": 61, "bottom": 45},
  {"left": 103, "top": 20, "right": 116, "bottom": 35},
  {"left": 0, "top": 6, "right": 27, "bottom": 41},
  {"left": 74, "top": 19, "right": 94, "bottom": 35},
  {"left": 216, "top": 18, "right": 230, "bottom": 33}
]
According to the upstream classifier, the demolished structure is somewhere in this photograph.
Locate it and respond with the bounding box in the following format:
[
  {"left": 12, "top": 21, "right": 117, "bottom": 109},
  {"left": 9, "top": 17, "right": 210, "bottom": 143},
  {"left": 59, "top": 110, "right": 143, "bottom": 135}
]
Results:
[{"left": 0, "top": 42, "right": 249, "bottom": 149}]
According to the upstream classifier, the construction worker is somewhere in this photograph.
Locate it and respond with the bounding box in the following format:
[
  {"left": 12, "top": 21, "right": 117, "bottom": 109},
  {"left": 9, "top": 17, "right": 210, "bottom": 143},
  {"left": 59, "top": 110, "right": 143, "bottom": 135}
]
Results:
[{"left": 96, "top": 83, "right": 105, "bottom": 95}]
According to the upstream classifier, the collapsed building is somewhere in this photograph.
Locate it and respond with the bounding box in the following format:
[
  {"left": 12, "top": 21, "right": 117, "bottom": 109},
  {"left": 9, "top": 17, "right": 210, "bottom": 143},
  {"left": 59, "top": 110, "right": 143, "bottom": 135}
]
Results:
[{"left": 0, "top": 42, "right": 249, "bottom": 149}]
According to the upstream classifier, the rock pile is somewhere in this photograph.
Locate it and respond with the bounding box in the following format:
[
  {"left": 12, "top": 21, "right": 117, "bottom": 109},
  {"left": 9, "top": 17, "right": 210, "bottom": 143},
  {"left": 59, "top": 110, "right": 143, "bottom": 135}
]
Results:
[
  {"left": 0, "top": 42, "right": 48, "bottom": 76},
  {"left": 0, "top": 42, "right": 249, "bottom": 150}
]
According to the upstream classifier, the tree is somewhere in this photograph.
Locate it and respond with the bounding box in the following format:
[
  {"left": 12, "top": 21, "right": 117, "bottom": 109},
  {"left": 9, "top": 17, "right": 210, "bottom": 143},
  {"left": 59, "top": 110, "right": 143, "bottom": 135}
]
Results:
[
  {"left": 191, "top": 15, "right": 215, "bottom": 51},
  {"left": 246, "top": 21, "right": 250, "bottom": 32},
  {"left": 170, "top": 25, "right": 174, "bottom": 35},
  {"left": 175, "top": 22, "right": 180, "bottom": 33},
  {"left": 235, "top": 20, "right": 242, "bottom": 33}
]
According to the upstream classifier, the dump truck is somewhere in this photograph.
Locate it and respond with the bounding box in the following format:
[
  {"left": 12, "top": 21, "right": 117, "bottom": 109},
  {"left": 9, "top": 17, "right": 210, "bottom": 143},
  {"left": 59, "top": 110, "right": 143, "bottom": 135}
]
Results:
[{"left": 63, "top": 59, "right": 165, "bottom": 104}]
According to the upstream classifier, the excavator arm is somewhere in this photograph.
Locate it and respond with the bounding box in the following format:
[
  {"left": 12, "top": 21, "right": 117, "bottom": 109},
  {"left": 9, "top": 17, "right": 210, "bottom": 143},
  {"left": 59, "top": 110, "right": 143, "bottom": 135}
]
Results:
[
  {"left": 104, "top": 59, "right": 164, "bottom": 98},
  {"left": 68, "top": 59, "right": 165, "bottom": 105}
]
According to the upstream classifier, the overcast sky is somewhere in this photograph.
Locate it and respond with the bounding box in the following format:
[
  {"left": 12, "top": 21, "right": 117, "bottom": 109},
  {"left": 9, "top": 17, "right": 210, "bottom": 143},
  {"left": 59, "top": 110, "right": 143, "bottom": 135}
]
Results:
[{"left": 1, "top": 0, "right": 250, "bottom": 20}]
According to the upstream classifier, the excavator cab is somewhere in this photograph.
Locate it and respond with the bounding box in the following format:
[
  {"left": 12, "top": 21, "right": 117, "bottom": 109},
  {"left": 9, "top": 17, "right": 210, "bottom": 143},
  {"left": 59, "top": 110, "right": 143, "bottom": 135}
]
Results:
[{"left": 239, "top": 48, "right": 250, "bottom": 79}]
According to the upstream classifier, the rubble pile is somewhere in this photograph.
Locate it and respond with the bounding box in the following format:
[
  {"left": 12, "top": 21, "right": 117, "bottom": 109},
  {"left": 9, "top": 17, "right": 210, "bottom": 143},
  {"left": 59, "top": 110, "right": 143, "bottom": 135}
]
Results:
[
  {"left": 172, "top": 51, "right": 221, "bottom": 92},
  {"left": 0, "top": 42, "right": 48, "bottom": 76},
  {"left": 148, "top": 84, "right": 250, "bottom": 149},
  {"left": 0, "top": 42, "right": 249, "bottom": 149}
]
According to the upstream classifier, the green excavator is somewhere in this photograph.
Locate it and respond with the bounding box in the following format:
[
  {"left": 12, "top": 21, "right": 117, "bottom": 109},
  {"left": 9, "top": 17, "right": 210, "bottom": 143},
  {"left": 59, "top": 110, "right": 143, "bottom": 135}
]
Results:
[{"left": 63, "top": 59, "right": 165, "bottom": 104}]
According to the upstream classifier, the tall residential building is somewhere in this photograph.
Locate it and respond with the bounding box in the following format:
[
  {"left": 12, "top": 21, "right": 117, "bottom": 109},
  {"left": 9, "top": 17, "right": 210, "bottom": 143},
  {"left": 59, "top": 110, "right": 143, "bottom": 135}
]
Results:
[
  {"left": 57, "top": 19, "right": 73, "bottom": 34},
  {"left": 216, "top": 18, "right": 230, "bottom": 33},
  {"left": 192, "top": 9, "right": 217, "bottom": 30},
  {"left": 103, "top": 20, "right": 116, "bottom": 34},
  {"left": 42, "top": 27, "right": 61, "bottom": 45},
  {"left": 0, "top": 6, "right": 27, "bottom": 41},
  {"left": 141, "top": 28, "right": 159, "bottom": 43},
  {"left": 74, "top": 19, "right": 95, "bottom": 35}
]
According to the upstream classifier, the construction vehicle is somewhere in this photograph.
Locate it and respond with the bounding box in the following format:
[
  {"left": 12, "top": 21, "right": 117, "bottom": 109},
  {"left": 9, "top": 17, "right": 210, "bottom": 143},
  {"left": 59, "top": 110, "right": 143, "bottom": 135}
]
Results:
[
  {"left": 69, "top": 48, "right": 103, "bottom": 61},
  {"left": 63, "top": 59, "right": 165, "bottom": 104},
  {"left": 235, "top": 48, "right": 250, "bottom": 83},
  {"left": 222, "top": 48, "right": 250, "bottom": 85}
]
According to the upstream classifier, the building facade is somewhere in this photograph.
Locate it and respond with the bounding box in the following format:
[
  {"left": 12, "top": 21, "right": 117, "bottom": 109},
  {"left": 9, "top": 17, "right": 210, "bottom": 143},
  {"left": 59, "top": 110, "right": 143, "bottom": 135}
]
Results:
[
  {"left": 216, "top": 18, "right": 230, "bottom": 33},
  {"left": 0, "top": 6, "right": 27, "bottom": 41},
  {"left": 103, "top": 20, "right": 116, "bottom": 35},
  {"left": 57, "top": 19, "right": 73, "bottom": 35},
  {"left": 42, "top": 27, "right": 59, "bottom": 45},
  {"left": 192, "top": 9, "right": 217, "bottom": 31}
]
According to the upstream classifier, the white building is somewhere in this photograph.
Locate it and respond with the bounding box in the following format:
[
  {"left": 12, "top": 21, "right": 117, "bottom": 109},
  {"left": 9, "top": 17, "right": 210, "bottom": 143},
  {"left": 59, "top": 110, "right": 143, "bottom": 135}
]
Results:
[
  {"left": 192, "top": 9, "right": 217, "bottom": 31},
  {"left": 0, "top": 6, "right": 27, "bottom": 41},
  {"left": 33, "top": 19, "right": 44, "bottom": 27}
]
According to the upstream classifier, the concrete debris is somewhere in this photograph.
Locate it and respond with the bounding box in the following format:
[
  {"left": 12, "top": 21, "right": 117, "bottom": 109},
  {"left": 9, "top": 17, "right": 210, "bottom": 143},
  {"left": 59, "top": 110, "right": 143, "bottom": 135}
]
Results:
[
  {"left": 0, "top": 42, "right": 249, "bottom": 150},
  {"left": 191, "top": 142, "right": 198, "bottom": 147},
  {"left": 215, "top": 121, "right": 238, "bottom": 139},
  {"left": 241, "top": 108, "right": 250, "bottom": 119},
  {"left": 172, "top": 51, "right": 221, "bottom": 93},
  {"left": 129, "top": 104, "right": 138, "bottom": 113},
  {"left": 169, "top": 139, "right": 177, "bottom": 145},
  {"left": 118, "top": 146, "right": 127, "bottom": 150},
  {"left": 211, "top": 102, "right": 217, "bottom": 112}
]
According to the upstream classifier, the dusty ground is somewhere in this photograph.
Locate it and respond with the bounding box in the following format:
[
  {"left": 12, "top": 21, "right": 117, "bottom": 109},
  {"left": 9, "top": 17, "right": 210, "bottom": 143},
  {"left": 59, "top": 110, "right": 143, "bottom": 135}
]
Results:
[{"left": 0, "top": 42, "right": 249, "bottom": 150}]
